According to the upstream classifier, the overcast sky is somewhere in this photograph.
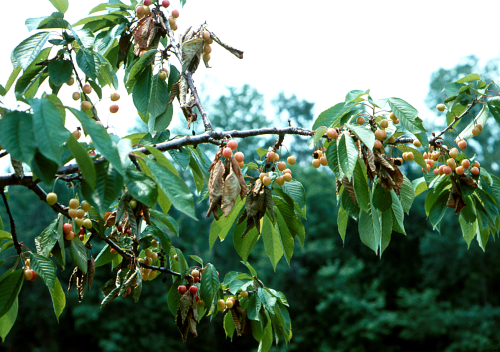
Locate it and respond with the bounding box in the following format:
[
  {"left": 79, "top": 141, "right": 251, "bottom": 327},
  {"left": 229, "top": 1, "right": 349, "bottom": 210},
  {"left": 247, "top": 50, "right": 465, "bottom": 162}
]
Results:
[{"left": 1, "top": 0, "right": 499, "bottom": 138}]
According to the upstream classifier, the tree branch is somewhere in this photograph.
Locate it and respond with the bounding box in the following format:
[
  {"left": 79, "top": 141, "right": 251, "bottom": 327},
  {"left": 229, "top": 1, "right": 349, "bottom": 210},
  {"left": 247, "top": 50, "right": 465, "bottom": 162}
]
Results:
[
  {"left": 0, "top": 189, "right": 22, "bottom": 255},
  {"left": 429, "top": 101, "right": 476, "bottom": 145}
]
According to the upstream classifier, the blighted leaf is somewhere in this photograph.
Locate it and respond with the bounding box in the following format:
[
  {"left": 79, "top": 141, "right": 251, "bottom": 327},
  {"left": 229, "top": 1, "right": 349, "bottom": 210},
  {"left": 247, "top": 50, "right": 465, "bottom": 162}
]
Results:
[
  {"left": 231, "top": 157, "right": 248, "bottom": 200},
  {"left": 176, "top": 292, "right": 198, "bottom": 342},
  {"left": 180, "top": 29, "right": 203, "bottom": 74},
  {"left": 210, "top": 31, "right": 243, "bottom": 59},
  {"left": 222, "top": 162, "right": 242, "bottom": 216},
  {"left": 237, "top": 179, "right": 266, "bottom": 237},
  {"left": 87, "top": 256, "right": 95, "bottom": 291},
  {"left": 206, "top": 160, "right": 225, "bottom": 220}
]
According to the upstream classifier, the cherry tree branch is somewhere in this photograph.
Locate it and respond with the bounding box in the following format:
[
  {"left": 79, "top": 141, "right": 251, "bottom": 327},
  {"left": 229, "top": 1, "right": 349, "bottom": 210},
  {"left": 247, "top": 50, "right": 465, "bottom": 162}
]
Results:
[
  {"left": 0, "top": 189, "right": 22, "bottom": 255},
  {"left": 429, "top": 101, "right": 477, "bottom": 145}
]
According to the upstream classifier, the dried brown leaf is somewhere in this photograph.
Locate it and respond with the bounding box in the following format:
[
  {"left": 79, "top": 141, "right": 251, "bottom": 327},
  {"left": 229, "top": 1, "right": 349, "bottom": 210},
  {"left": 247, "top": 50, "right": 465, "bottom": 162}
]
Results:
[
  {"left": 206, "top": 160, "right": 225, "bottom": 220},
  {"left": 67, "top": 266, "right": 79, "bottom": 294},
  {"left": 342, "top": 176, "right": 357, "bottom": 204},
  {"left": 104, "top": 211, "right": 116, "bottom": 227},
  {"left": 132, "top": 16, "right": 155, "bottom": 55},
  {"left": 210, "top": 31, "right": 244, "bottom": 59},
  {"left": 231, "top": 157, "right": 248, "bottom": 200},
  {"left": 230, "top": 308, "right": 243, "bottom": 336},
  {"left": 167, "top": 81, "right": 180, "bottom": 106},
  {"left": 447, "top": 176, "right": 467, "bottom": 215},
  {"left": 87, "top": 256, "right": 95, "bottom": 291},
  {"left": 76, "top": 270, "right": 87, "bottom": 303},
  {"left": 176, "top": 292, "right": 198, "bottom": 343},
  {"left": 221, "top": 163, "right": 242, "bottom": 216}
]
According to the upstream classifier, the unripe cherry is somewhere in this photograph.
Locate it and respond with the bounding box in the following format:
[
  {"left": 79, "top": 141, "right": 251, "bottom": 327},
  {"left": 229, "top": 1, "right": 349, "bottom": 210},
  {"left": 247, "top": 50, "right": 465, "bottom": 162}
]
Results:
[
  {"left": 283, "top": 169, "right": 292, "bottom": 175},
  {"left": 474, "top": 161, "right": 480, "bottom": 168},
  {"left": 226, "top": 300, "right": 234, "bottom": 309},
  {"left": 475, "top": 124, "right": 483, "bottom": 132},
  {"left": 443, "top": 166, "right": 452, "bottom": 175},
  {"left": 204, "top": 45, "right": 212, "bottom": 54},
  {"left": 172, "top": 9, "right": 179, "bottom": 18},
  {"left": 72, "top": 92, "right": 81, "bottom": 101},
  {"left": 81, "top": 200, "right": 91, "bottom": 212},
  {"left": 413, "top": 139, "right": 421, "bottom": 148},
  {"left": 72, "top": 129, "right": 81, "bottom": 140},
  {"left": 238, "top": 161, "right": 244, "bottom": 168},
  {"left": 68, "top": 209, "right": 77, "bottom": 218},
  {"left": 83, "top": 84, "right": 92, "bottom": 94},
  {"left": 240, "top": 291, "right": 249, "bottom": 298},
  {"left": 357, "top": 116, "right": 365, "bottom": 125},
  {"left": 136, "top": 5, "right": 145, "bottom": 17},
  {"left": 374, "top": 140, "right": 383, "bottom": 149},
  {"left": 83, "top": 218, "right": 92, "bottom": 229},
  {"left": 461, "top": 159, "right": 470, "bottom": 169},
  {"left": 158, "top": 71, "right": 167, "bottom": 81},
  {"left": 266, "top": 151, "right": 275, "bottom": 162},
  {"left": 312, "top": 159, "right": 321, "bottom": 168},
  {"left": 259, "top": 172, "right": 267, "bottom": 181},
  {"left": 449, "top": 148, "right": 459, "bottom": 158},
  {"left": 24, "top": 269, "right": 33, "bottom": 281},
  {"left": 472, "top": 127, "right": 480, "bottom": 136},
  {"left": 46, "top": 192, "right": 58, "bottom": 206},
  {"left": 471, "top": 166, "right": 480, "bottom": 176},
  {"left": 457, "top": 139, "right": 467, "bottom": 150},
  {"left": 287, "top": 156, "right": 296, "bottom": 165},
  {"left": 202, "top": 53, "right": 210, "bottom": 61},
  {"left": 64, "top": 231, "right": 75, "bottom": 241},
  {"left": 389, "top": 112, "right": 397, "bottom": 120},
  {"left": 69, "top": 198, "right": 79, "bottom": 209},
  {"left": 262, "top": 176, "right": 271, "bottom": 186},
  {"left": 74, "top": 219, "right": 83, "bottom": 228},
  {"left": 327, "top": 128, "right": 338, "bottom": 139},
  {"left": 222, "top": 147, "right": 232, "bottom": 159},
  {"left": 447, "top": 158, "right": 456, "bottom": 168},
  {"left": 277, "top": 161, "right": 286, "bottom": 171},
  {"left": 217, "top": 299, "right": 225, "bottom": 310},
  {"left": 110, "top": 92, "right": 120, "bottom": 101},
  {"left": 379, "top": 119, "right": 389, "bottom": 129},
  {"left": 110, "top": 105, "right": 119, "bottom": 113},
  {"left": 455, "top": 166, "right": 465, "bottom": 175},
  {"left": 63, "top": 223, "right": 72, "bottom": 235},
  {"left": 67, "top": 77, "right": 75, "bottom": 86},
  {"left": 191, "top": 269, "right": 200, "bottom": 277},
  {"left": 144, "top": 0, "right": 152, "bottom": 5},
  {"left": 283, "top": 173, "right": 292, "bottom": 182},
  {"left": 320, "top": 156, "right": 328, "bottom": 166},
  {"left": 82, "top": 101, "right": 92, "bottom": 111},
  {"left": 76, "top": 209, "right": 85, "bottom": 219},
  {"left": 276, "top": 176, "right": 285, "bottom": 186},
  {"left": 143, "top": 5, "right": 150, "bottom": 16},
  {"left": 374, "top": 129, "right": 386, "bottom": 140},
  {"left": 436, "top": 104, "right": 446, "bottom": 112}
]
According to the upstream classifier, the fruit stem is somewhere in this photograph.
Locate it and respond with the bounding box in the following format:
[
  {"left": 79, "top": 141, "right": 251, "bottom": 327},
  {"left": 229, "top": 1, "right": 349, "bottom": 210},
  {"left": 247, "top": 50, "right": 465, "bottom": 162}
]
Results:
[{"left": 0, "top": 189, "right": 22, "bottom": 255}]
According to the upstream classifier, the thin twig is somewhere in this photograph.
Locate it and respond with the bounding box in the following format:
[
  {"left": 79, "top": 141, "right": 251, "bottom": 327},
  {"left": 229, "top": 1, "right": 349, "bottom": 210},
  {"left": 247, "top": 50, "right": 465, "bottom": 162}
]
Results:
[
  {"left": 0, "top": 189, "right": 22, "bottom": 255},
  {"left": 429, "top": 101, "right": 477, "bottom": 144}
]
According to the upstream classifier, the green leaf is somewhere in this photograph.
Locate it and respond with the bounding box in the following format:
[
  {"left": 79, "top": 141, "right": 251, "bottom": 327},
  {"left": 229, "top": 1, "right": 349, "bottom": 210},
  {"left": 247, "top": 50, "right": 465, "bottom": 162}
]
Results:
[
  {"left": 337, "top": 206, "right": 349, "bottom": 244},
  {"left": 35, "top": 217, "right": 60, "bottom": 257},
  {"left": 133, "top": 65, "right": 153, "bottom": 117},
  {"left": 258, "top": 288, "right": 277, "bottom": 312},
  {"left": 69, "top": 238, "right": 88, "bottom": 274},
  {"left": 358, "top": 204, "right": 381, "bottom": 255},
  {"left": 487, "top": 97, "right": 500, "bottom": 125},
  {"left": 49, "top": 278, "right": 65, "bottom": 322},
  {"left": 148, "top": 209, "right": 178, "bottom": 235},
  {"left": 262, "top": 215, "right": 283, "bottom": 271},
  {"left": 258, "top": 317, "right": 273, "bottom": 352},
  {"left": 68, "top": 108, "right": 123, "bottom": 175},
  {"left": 48, "top": 59, "right": 73, "bottom": 86},
  {"left": 413, "top": 177, "right": 427, "bottom": 197},
  {"left": 209, "top": 197, "right": 245, "bottom": 249},
  {"left": 66, "top": 133, "right": 96, "bottom": 189},
  {"left": 281, "top": 180, "right": 306, "bottom": 219},
  {"left": 143, "top": 223, "right": 171, "bottom": 253},
  {"left": 400, "top": 175, "right": 415, "bottom": 214},
  {"left": 455, "top": 73, "right": 481, "bottom": 83},
  {"left": 48, "top": 0, "right": 69, "bottom": 13},
  {"left": 124, "top": 169, "right": 158, "bottom": 208},
  {"left": 312, "top": 101, "right": 356, "bottom": 130},
  {"left": 167, "top": 277, "right": 182, "bottom": 317},
  {"left": 175, "top": 248, "right": 188, "bottom": 279},
  {"left": 347, "top": 123, "right": 375, "bottom": 150},
  {"left": 30, "top": 97, "right": 70, "bottom": 165},
  {"left": 148, "top": 74, "right": 169, "bottom": 118},
  {"left": 168, "top": 148, "right": 191, "bottom": 170},
  {"left": 247, "top": 294, "right": 262, "bottom": 321},
  {"left": 224, "top": 310, "right": 235, "bottom": 339},
  {"left": 459, "top": 104, "right": 489, "bottom": 140},
  {"left": 388, "top": 97, "right": 426, "bottom": 134},
  {"left": 390, "top": 190, "right": 406, "bottom": 235},
  {"left": 0, "top": 270, "right": 23, "bottom": 318},
  {"left": 126, "top": 50, "right": 156, "bottom": 89},
  {"left": 274, "top": 207, "right": 294, "bottom": 266},
  {"left": 150, "top": 105, "right": 173, "bottom": 136},
  {"left": 308, "top": 126, "right": 327, "bottom": 149},
  {"left": 337, "top": 134, "right": 358, "bottom": 180},
  {"left": 459, "top": 215, "right": 476, "bottom": 248},
  {"left": 26, "top": 12, "right": 69, "bottom": 31},
  {"left": 0, "top": 297, "right": 17, "bottom": 342},
  {"left": 379, "top": 209, "right": 393, "bottom": 257},
  {"left": 233, "top": 222, "right": 260, "bottom": 263},
  {"left": 0, "top": 111, "right": 37, "bottom": 165},
  {"left": 81, "top": 161, "right": 123, "bottom": 216},
  {"left": 200, "top": 264, "right": 219, "bottom": 315},
  {"left": 188, "top": 255, "right": 203, "bottom": 266},
  {"left": 12, "top": 32, "right": 51, "bottom": 70},
  {"left": 94, "top": 244, "right": 117, "bottom": 267},
  {"left": 372, "top": 183, "right": 392, "bottom": 212},
  {"left": 353, "top": 158, "right": 369, "bottom": 211},
  {"left": 144, "top": 158, "right": 196, "bottom": 220},
  {"left": 326, "top": 140, "right": 343, "bottom": 181},
  {"left": 76, "top": 48, "right": 97, "bottom": 80},
  {"left": 30, "top": 253, "right": 57, "bottom": 289},
  {"left": 14, "top": 66, "right": 47, "bottom": 98}
]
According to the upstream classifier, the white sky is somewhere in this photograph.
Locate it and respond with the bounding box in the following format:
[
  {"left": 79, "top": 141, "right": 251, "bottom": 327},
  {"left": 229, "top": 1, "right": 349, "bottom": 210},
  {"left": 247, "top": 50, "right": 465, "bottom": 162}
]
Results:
[{"left": 1, "top": 0, "right": 499, "bottom": 138}]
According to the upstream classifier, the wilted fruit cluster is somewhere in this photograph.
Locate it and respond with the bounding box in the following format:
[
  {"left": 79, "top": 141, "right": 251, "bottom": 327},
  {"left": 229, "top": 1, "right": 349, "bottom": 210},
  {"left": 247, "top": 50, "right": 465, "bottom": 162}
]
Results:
[
  {"left": 202, "top": 30, "right": 213, "bottom": 62},
  {"left": 259, "top": 150, "right": 295, "bottom": 186},
  {"left": 168, "top": 9, "right": 180, "bottom": 31}
]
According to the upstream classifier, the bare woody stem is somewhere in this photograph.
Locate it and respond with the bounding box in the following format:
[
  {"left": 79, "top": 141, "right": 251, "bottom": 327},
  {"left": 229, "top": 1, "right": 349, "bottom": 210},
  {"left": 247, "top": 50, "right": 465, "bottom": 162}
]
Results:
[
  {"left": 0, "top": 189, "right": 22, "bottom": 255},
  {"left": 429, "top": 101, "right": 477, "bottom": 145}
]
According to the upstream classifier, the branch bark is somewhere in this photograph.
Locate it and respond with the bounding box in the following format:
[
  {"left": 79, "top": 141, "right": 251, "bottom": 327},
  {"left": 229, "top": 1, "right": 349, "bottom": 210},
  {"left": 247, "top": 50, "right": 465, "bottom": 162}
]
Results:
[{"left": 0, "top": 189, "right": 22, "bottom": 255}]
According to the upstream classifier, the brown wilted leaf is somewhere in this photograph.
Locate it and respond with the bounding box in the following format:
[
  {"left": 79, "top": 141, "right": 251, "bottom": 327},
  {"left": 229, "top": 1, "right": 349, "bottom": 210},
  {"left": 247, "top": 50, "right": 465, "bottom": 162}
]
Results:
[
  {"left": 11, "top": 158, "right": 23, "bottom": 179},
  {"left": 132, "top": 16, "right": 155, "bottom": 55},
  {"left": 376, "top": 154, "right": 394, "bottom": 171},
  {"left": 237, "top": 179, "right": 267, "bottom": 237},
  {"left": 206, "top": 160, "right": 225, "bottom": 220},
  {"left": 230, "top": 308, "right": 242, "bottom": 336},
  {"left": 117, "top": 31, "right": 132, "bottom": 68},
  {"left": 231, "top": 157, "right": 248, "bottom": 200},
  {"left": 221, "top": 163, "right": 242, "bottom": 216},
  {"left": 209, "top": 148, "right": 224, "bottom": 172},
  {"left": 457, "top": 174, "right": 478, "bottom": 188},
  {"left": 167, "top": 81, "right": 180, "bottom": 106},
  {"left": 88, "top": 256, "right": 95, "bottom": 291},
  {"left": 180, "top": 29, "right": 203, "bottom": 74},
  {"left": 176, "top": 292, "right": 198, "bottom": 342},
  {"left": 342, "top": 176, "right": 357, "bottom": 204},
  {"left": 210, "top": 31, "right": 244, "bottom": 59},
  {"left": 104, "top": 211, "right": 116, "bottom": 227},
  {"left": 67, "top": 266, "right": 79, "bottom": 294},
  {"left": 76, "top": 270, "right": 87, "bottom": 303}
]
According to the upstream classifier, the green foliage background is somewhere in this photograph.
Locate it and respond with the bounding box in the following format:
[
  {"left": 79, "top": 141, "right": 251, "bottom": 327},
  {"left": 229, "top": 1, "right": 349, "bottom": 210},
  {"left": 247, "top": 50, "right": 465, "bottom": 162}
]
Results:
[{"left": 2, "top": 58, "right": 500, "bottom": 352}]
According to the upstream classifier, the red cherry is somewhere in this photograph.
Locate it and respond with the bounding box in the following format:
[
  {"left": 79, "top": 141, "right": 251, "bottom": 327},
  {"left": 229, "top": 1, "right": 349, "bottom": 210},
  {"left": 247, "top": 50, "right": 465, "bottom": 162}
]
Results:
[
  {"left": 194, "top": 276, "right": 200, "bottom": 283},
  {"left": 222, "top": 147, "right": 232, "bottom": 159},
  {"left": 30, "top": 270, "right": 37, "bottom": 281},
  {"left": 117, "top": 224, "right": 123, "bottom": 232},
  {"left": 178, "top": 285, "right": 187, "bottom": 295},
  {"left": 63, "top": 223, "right": 72, "bottom": 235},
  {"left": 227, "top": 139, "right": 238, "bottom": 150},
  {"left": 189, "top": 286, "right": 198, "bottom": 295},
  {"left": 162, "top": 0, "right": 170, "bottom": 7},
  {"left": 110, "top": 248, "right": 117, "bottom": 254},
  {"left": 195, "top": 294, "right": 200, "bottom": 302},
  {"left": 234, "top": 152, "right": 245, "bottom": 162}
]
